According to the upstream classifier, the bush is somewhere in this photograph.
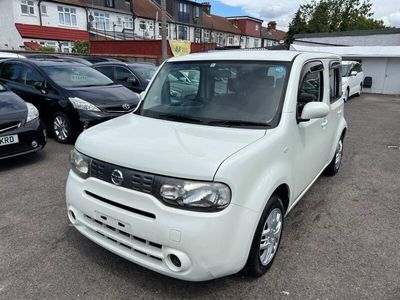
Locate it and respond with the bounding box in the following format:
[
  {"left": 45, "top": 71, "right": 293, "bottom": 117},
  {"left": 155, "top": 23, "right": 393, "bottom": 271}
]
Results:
[
  {"left": 38, "top": 46, "right": 56, "bottom": 52},
  {"left": 72, "top": 41, "right": 90, "bottom": 54}
]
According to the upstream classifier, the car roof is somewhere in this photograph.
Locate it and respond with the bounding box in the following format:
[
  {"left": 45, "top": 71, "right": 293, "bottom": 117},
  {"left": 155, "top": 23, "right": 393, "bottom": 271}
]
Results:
[
  {"left": 341, "top": 60, "right": 359, "bottom": 65},
  {"left": 1, "top": 58, "right": 88, "bottom": 67},
  {"left": 167, "top": 50, "right": 338, "bottom": 63},
  {"left": 94, "top": 61, "right": 156, "bottom": 67}
]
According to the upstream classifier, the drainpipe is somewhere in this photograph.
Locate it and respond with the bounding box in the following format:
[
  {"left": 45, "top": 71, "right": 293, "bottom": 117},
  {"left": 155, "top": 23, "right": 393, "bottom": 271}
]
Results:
[{"left": 38, "top": 0, "right": 43, "bottom": 26}]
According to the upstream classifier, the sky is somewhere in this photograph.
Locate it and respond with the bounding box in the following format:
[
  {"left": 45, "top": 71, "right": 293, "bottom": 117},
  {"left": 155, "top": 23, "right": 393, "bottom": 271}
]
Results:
[{"left": 204, "top": 0, "right": 400, "bottom": 30}]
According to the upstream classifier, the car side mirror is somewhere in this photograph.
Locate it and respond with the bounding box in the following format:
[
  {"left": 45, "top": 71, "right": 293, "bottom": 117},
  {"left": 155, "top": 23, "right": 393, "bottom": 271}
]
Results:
[
  {"left": 350, "top": 71, "right": 357, "bottom": 76},
  {"left": 127, "top": 77, "right": 139, "bottom": 85},
  {"left": 34, "top": 81, "right": 47, "bottom": 94},
  {"left": 300, "top": 102, "right": 330, "bottom": 121}
]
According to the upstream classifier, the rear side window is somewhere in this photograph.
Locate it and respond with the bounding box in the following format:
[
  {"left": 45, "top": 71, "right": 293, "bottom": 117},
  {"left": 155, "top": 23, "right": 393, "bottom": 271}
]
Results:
[
  {"left": 21, "top": 65, "right": 44, "bottom": 86},
  {"left": 329, "top": 62, "right": 342, "bottom": 103},
  {"left": 0, "top": 63, "right": 23, "bottom": 82},
  {"left": 95, "top": 66, "right": 114, "bottom": 81},
  {"left": 115, "top": 66, "right": 133, "bottom": 81}
]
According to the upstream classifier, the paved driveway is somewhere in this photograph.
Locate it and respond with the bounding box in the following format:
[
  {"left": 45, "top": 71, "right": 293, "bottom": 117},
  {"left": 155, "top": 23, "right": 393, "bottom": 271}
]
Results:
[{"left": 0, "top": 94, "right": 399, "bottom": 299}]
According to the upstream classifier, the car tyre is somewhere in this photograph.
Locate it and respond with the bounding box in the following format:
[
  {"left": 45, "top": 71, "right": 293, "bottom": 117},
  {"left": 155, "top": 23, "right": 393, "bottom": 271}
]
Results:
[
  {"left": 325, "top": 135, "right": 344, "bottom": 176},
  {"left": 52, "top": 112, "right": 73, "bottom": 144},
  {"left": 357, "top": 84, "right": 362, "bottom": 96},
  {"left": 244, "top": 195, "right": 284, "bottom": 277},
  {"left": 344, "top": 88, "right": 349, "bottom": 102}
]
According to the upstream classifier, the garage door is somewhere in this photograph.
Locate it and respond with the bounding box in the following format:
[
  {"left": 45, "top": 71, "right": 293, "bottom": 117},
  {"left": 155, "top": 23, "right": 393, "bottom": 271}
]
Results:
[{"left": 383, "top": 58, "right": 400, "bottom": 95}]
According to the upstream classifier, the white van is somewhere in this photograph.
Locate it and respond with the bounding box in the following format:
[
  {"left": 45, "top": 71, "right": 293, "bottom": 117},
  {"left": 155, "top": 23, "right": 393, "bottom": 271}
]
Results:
[
  {"left": 66, "top": 50, "right": 347, "bottom": 281},
  {"left": 341, "top": 60, "right": 364, "bottom": 101}
]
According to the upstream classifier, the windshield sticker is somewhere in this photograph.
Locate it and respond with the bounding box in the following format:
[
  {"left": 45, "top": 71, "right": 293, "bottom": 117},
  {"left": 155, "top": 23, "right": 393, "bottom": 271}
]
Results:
[
  {"left": 71, "top": 74, "right": 88, "bottom": 81},
  {"left": 275, "top": 66, "right": 285, "bottom": 74}
]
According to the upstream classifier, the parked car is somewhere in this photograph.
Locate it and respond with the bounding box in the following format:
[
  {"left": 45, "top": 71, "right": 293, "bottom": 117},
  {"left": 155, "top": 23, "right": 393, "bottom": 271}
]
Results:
[
  {"left": 24, "top": 54, "right": 93, "bottom": 66},
  {"left": 341, "top": 60, "right": 364, "bottom": 101},
  {"left": 0, "top": 82, "right": 46, "bottom": 159},
  {"left": 0, "top": 52, "right": 25, "bottom": 61},
  {"left": 93, "top": 62, "right": 157, "bottom": 93},
  {"left": 83, "top": 56, "right": 120, "bottom": 64},
  {"left": 66, "top": 51, "right": 347, "bottom": 281},
  {"left": 0, "top": 59, "right": 140, "bottom": 143}
]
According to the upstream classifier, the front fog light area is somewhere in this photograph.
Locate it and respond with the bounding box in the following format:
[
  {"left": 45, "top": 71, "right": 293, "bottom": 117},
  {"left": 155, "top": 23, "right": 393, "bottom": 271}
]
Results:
[
  {"left": 70, "top": 149, "right": 91, "bottom": 179},
  {"left": 156, "top": 178, "right": 231, "bottom": 211}
]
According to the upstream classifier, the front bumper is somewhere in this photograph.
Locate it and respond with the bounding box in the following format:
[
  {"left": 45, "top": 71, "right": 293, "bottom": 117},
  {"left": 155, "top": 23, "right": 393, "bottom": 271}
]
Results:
[
  {"left": 66, "top": 171, "right": 259, "bottom": 281},
  {"left": 0, "top": 119, "right": 46, "bottom": 160},
  {"left": 77, "top": 110, "right": 132, "bottom": 130}
]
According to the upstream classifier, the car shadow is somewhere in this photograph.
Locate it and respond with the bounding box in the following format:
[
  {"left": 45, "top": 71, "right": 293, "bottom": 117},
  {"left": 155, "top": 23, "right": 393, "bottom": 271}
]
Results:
[{"left": 0, "top": 150, "right": 47, "bottom": 172}]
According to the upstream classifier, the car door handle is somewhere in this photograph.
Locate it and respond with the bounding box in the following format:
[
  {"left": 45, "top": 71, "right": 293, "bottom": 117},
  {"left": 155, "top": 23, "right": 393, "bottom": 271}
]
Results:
[{"left": 321, "top": 119, "right": 328, "bottom": 128}]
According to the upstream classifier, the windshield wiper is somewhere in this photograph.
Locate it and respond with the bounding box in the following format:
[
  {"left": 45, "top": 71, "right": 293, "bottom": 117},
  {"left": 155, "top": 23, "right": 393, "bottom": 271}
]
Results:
[
  {"left": 157, "top": 114, "right": 205, "bottom": 124},
  {"left": 206, "top": 120, "right": 271, "bottom": 128}
]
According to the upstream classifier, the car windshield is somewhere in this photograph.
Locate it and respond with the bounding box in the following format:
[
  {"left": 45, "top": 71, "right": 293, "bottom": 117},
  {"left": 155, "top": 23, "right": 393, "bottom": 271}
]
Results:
[
  {"left": 140, "top": 61, "right": 289, "bottom": 128},
  {"left": 42, "top": 65, "right": 113, "bottom": 88},
  {"left": 132, "top": 65, "right": 156, "bottom": 81},
  {"left": 341, "top": 64, "right": 350, "bottom": 76}
]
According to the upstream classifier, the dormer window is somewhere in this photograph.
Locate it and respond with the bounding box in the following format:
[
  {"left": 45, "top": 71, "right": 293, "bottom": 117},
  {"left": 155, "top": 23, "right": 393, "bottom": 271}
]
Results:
[{"left": 105, "top": 0, "right": 115, "bottom": 8}]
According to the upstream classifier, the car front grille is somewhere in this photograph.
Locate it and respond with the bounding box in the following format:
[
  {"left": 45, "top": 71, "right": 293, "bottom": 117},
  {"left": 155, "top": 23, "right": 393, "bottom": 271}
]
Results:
[
  {"left": 82, "top": 213, "right": 164, "bottom": 263},
  {"left": 90, "top": 159, "right": 155, "bottom": 194},
  {"left": 104, "top": 104, "right": 135, "bottom": 113},
  {"left": 0, "top": 121, "right": 21, "bottom": 134}
]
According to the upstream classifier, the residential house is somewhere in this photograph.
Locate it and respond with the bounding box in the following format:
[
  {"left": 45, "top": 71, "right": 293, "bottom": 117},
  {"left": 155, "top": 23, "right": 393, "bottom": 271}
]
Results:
[
  {"left": 262, "top": 21, "right": 286, "bottom": 47},
  {"left": 226, "top": 16, "right": 263, "bottom": 48}
]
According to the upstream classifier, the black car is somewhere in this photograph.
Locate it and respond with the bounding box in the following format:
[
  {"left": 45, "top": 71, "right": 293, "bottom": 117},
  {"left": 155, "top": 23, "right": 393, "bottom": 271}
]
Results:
[
  {"left": 24, "top": 53, "right": 93, "bottom": 66},
  {"left": 0, "top": 59, "right": 140, "bottom": 143},
  {"left": 0, "top": 82, "right": 46, "bottom": 159},
  {"left": 93, "top": 62, "right": 157, "bottom": 93}
]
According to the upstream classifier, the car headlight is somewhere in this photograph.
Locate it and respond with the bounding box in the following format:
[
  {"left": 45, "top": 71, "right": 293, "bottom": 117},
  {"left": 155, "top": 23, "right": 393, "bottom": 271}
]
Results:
[
  {"left": 26, "top": 102, "right": 39, "bottom": 123},
  {"left": 154, "top": 177, "right": 231, "bottom": 211},
  {"left": 70, "top": 149, "right": 91, "bottom": 179},
  {"left": 69, "top": 97, "right": 100, "bottom": 111}
]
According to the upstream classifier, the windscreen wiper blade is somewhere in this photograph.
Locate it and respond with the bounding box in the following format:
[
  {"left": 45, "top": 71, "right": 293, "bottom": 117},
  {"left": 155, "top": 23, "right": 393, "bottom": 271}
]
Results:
[
  {"left": 207, "top": 120, "right": 271, "bottom": 127},
  {"left": 157, "top": 114, "right": 205, "bottom": 124}
]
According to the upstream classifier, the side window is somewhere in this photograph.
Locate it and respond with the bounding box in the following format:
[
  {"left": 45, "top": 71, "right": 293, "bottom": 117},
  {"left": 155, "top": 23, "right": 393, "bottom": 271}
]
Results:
[
  {"left": 95, "top": 66, "right": 114, "bottom": 81},
  {"left": 115, "top": 66, "right": 133, "bottom": 81},
  {"left": 329, "top": 62, "right": 342, "bottom": 103},
  {"left": 298, "top": 62, "right": 324, "bottom": 115},
  {"left": 354, "top": 63, "right": 362, "bottom": 73},
  {"left": 0, "top": 63, "right": 23, "bottom": 82},
  {"left": 21, "top": 65, "right": 44, "bottom": 87}
]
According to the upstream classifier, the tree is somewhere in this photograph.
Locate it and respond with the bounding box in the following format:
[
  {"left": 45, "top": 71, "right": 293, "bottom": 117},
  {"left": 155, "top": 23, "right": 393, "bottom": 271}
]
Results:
[
  {"left": 72, "top": 40, "right": 90, "bottom": 54},
  {"left": 38, "top": 45, "right": 56, "bottom": 52},
  {"left": 285, "top": 0, "right": 387, "bottom": 45}
]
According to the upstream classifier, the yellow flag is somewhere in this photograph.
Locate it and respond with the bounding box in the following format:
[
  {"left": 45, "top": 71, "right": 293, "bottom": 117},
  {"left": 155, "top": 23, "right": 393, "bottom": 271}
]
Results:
[{"left": 169, "top": 40, "right": 191, "bottom": 57}]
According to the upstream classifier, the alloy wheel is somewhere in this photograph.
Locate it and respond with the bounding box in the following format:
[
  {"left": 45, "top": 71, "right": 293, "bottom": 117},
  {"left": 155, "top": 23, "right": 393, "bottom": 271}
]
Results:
[
  {"left": 53, "top": 115, "right": 69, "bottom": 141},
  {"left": 334, "top": 139, "right": 343, "bottom": 170},
  {"left": 259, "top": 208, "right": 283, "bottom": 266}
]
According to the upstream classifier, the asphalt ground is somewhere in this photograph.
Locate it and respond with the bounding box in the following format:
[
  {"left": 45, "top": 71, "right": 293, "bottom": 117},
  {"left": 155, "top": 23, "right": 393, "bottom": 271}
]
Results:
[{"left": 0, "top": 94, "right": 399, "bottom": 299}]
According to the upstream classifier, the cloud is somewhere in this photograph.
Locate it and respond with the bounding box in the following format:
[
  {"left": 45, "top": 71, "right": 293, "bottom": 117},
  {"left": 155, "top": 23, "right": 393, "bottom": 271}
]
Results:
[{"left": 215, "top": 0, "right": 400, "bottom": 30}]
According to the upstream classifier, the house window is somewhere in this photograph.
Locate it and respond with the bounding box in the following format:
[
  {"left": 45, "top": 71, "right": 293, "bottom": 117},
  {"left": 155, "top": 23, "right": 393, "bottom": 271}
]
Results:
[
  {"left": 216, "top": 33, "right": 224, "bottom": 46},
  {"left": 58, "top": 6, "right": 77, "bottom": 27},
  {"left": 195, "top": 28, "right": 201, "bottom": 42},
  {"left": 105, "top": 0, "right": 115, "bottom": 8},
  {"left": 194, "top": 6, "right": 200, "bottom": 19},
  {"left": 177, "top": 25, "right": 188, "bottom": 40},
  {"left": 21, "top": 0, "right": 34, "bottom": 15},
  {"left": 158, "top": 23, "right": 169, "bottom": 37},
  {"left": 94, "top": 12, "right": 110, "bottom": 30},
  {"left": 254, "top": 39, "right": 259, "bottom": 48},
  {"left": 228, "top": 34, "right": 234, "bottom": 45},
  {"left": 41, "top": 5, "right": 47, "bottom": 15},
  {"left": 204, "top": 30, "right": 210, "bottom": 42},
  {"left": 124, "top": 17, "right": 133, "bottom": 29},
  {"left": 255, "top": 24, "right": 259, "bottom": 31},
  {"left": 117, "top": 17, "right": 122, "bottom": 26},
  {"left": 139, "top": 20, "right": 147, "bottom": 30},
  {"left": 178, "top": 2, "right": 189, "bottom": 23}
]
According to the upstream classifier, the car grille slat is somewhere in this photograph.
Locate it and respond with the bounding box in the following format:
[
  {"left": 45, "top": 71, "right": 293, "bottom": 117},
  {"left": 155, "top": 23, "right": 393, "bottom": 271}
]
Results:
[
  {"left": 90, "top": 159, "right": 155, "bottom": 194},
  {"left": 0, "top": 121, "right": 21, "bottom": 134}
]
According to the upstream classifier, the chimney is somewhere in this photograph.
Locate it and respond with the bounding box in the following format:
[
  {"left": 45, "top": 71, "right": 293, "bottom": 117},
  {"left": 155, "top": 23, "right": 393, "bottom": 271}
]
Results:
[
  {"left": 201, "top": 2, "right": 211, "bottom": 15},
  {"left": 268, "top": 21, "right": 277, "bottom": 30}
]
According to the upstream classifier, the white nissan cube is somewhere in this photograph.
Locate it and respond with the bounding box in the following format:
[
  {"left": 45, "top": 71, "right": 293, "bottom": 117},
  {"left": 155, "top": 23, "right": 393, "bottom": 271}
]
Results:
[{"left": 66, "top": 51, "right": 347, "bottom": 281}]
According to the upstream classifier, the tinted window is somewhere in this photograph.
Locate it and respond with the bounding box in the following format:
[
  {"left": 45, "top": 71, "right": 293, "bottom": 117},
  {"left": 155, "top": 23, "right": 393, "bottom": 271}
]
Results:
[
  {"left": 330, "top": 63, "right": 342, "bottom": 103},
  {"left": 300, "top": 71, "right": 322, "bottom": 102},
  {"left": 95, "top": 66, "right": 114, "bottom": 80},
  {"left": 1, "top": 63, "right": 22, "bottom": 82},
  {"left": 141, "top": 61, "right": 290, "bottom": 127},
  {"left": 115, "top": 66, "right": 133, "bottom": 81},
  {"left": 42, "top": 65, "right": 113, "bottom": 88},
  {"left": 21, "top": 66, "right": 44, "bottom": 86},
  {"left": 132, "top": 65, "right": 156, "bottom": 81}
]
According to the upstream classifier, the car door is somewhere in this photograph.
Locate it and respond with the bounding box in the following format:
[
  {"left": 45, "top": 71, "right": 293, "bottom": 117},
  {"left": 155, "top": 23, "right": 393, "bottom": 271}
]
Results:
[
  {"left": 348, "top": 63, "right": 358, "bottom": 95},
  {"left": 354, "top": 63, "right": 364, "bottom": 89},
  {"left": 293, "top": 61, "right": 332, "bottom": 198},
  {"left": 115, "top": 66, "right": 141, "bottom": 92}
]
